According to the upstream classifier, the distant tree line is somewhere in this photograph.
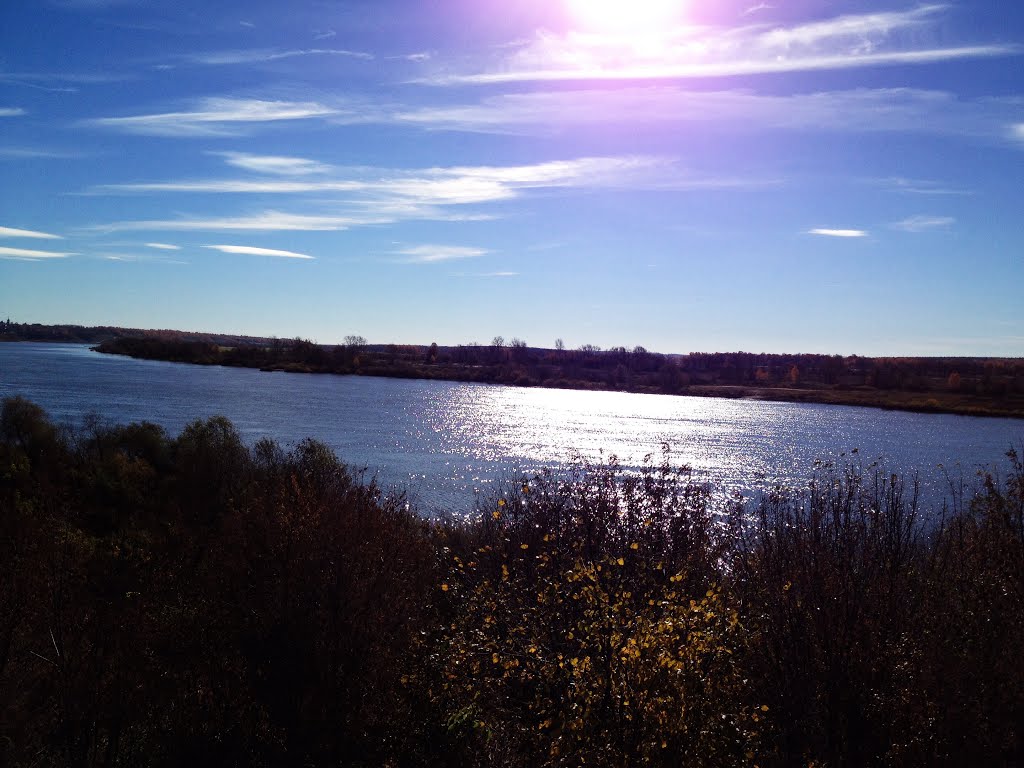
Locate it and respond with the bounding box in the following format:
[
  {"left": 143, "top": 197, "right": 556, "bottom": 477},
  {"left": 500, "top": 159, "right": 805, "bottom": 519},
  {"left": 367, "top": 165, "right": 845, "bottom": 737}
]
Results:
[
  {"left": 90, "top": 334, "right": 1024, "bottom": 418},
  {"left": 4, "top": 320, "right": 1023, "bottom": 416},
  {"left": 0, "top": 320, "right": 276, "bottom": 347},
  {"left": 1, "top": 397, "right": 1022, "bottom": 766}
]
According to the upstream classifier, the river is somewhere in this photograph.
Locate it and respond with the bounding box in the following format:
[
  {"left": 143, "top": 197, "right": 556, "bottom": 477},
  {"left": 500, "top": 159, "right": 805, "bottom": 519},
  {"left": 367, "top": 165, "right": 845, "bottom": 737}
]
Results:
[{"left": 1, "top": 342, "right": 1020, "bottom": 514}]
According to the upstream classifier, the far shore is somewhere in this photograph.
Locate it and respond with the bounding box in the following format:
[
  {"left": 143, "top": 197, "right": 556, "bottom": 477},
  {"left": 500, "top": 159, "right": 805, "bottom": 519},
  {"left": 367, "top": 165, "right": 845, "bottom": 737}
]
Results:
[{"left": 3, "top": 322, "right": 1022, "bottom": 420}]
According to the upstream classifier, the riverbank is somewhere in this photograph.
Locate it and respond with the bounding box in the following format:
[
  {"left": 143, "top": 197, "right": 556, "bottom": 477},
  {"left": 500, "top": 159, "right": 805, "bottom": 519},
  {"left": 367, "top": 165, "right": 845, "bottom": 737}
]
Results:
[{"left": 92, "top": 335, "right": 1024, "bottom": 420}]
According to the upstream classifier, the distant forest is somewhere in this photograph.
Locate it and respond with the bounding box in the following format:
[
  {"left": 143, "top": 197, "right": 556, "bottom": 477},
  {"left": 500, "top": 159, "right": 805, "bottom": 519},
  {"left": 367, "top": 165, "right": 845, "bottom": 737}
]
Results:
[{"left": 4, "top": 320, "right": 1024, "bottom": 417}]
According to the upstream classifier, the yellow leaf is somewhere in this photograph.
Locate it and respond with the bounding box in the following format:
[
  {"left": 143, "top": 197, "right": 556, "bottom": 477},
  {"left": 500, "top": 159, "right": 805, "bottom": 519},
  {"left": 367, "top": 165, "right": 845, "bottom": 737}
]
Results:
[
  {"left": 441, "top": 583, "right": 449, "bottom": 592},
  {"left": 520, "top": 543, "right": 529, "bottom": 550},
  {"left": 630, "top": 542, "right": 639, "bottom": 550},
  {"left": 492, "top": 653, "right": 499, "bottom": 664},
  {"left": 617, "top": 557, "right": 625, "bottom": 566},
  {"left": 492, "top": 510, "right": 501, "bottom": 520},
  {"left": 498, "top": 499, "right": 506, "bottom": 507}
]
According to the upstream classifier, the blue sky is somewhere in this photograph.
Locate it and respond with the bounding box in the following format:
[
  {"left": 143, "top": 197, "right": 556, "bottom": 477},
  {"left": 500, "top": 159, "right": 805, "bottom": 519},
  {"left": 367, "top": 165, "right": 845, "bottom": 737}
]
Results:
[{"left": 1, "top": 0, "right": 1022, "bottom": 355}]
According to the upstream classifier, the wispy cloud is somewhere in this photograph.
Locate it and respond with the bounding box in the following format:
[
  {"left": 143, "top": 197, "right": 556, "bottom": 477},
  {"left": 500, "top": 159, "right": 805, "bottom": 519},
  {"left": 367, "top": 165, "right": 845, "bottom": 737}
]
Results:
[
  {"left": 873, "top": 177, "right": 972, "bottom": 195},
  {"left": 202, "top": 244, "right": 314, "bottom": 259},
  {"left": 809, "top": 228, "right": 868, "bottom": 238},
  {"left": 0, "top": 70, "right": 127, "bottom": 92},
  {"left": 0, "top": 245, "right": 74, "bottom": 260},
  {"left": 391, "top": 86, "right": 1021, "bottom": 142},
  {"left": 742, "top": 3, "right": 774, "bottom": 17},
  {"left": 1014, "top": 124, "right": 1024, "bottom": 141},
  {"left": 422, "top": 5, "right": 1018, "bottom": 85},
  {"left": 86, "top": 154, "right": 765, "bottom": 233},
  {"left": 99, "top": 252, "right": 188, "bottom": 265},
  {"left": 0, "top": 146, "right": 83, "bottom": 159},
  {"left": 214, "top": 151, "right": 333, "bottom": 175},
  {"left": 86, "top": 97, "right": 338, "bottom": 137},
  {"left": 892, "top": 215, "right": 955, "bottom": 232},
  {"left": 89, "top": 155, "right": 756, "bottom": 201},
  {"left": 144, "top": 242, "right": 180, "bottom": 250},
  {"left": 0, "top": 108, "right": 26, "bottom": 117},
  {"left": 91, "top": 212, "right": 367, "bottom": 233},
  {"left": 313, "top": 29, "right": 336, "bottom": 40},
  {"left": 0, "top": 226, "right": 63, "bottom": 239},
  {"left": 396, "top": 245, "right": 488, "bottom": 263},
  {"left": 181, "top": 48, "right": 373, "bottom": 66}
]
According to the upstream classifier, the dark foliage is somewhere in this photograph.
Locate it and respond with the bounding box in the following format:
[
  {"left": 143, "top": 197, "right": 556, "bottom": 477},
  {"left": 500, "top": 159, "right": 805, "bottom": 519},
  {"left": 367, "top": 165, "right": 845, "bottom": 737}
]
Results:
[{"left": 1, "top": 397, "right": 1022, "bottom": 766}]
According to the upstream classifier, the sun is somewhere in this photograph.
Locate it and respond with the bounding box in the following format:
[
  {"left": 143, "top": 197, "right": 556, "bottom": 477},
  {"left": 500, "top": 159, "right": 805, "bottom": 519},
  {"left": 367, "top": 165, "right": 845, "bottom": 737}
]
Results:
[{"left": 565, "top": 0, "right": 685, "bottom": 35}]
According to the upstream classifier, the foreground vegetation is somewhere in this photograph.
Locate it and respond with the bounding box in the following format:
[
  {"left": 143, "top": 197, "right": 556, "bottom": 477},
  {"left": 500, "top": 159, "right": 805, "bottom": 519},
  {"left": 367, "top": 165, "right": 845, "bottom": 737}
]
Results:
[{"left": 1, "top": 397, "right": 1023, "bottom": 766}]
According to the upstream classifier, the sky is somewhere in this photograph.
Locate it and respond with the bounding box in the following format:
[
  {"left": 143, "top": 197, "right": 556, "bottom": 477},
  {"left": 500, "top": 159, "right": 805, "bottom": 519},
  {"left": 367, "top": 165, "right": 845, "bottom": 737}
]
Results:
[{"left": 1, "top": 0, "right": 1022, "bottom": 356}]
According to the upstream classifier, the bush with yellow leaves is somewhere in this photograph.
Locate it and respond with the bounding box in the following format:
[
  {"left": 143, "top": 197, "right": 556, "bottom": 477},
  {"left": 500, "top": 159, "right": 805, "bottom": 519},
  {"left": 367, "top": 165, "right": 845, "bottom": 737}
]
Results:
[{"left": 435, "top": 456, "right": 763, "bottom": 767}]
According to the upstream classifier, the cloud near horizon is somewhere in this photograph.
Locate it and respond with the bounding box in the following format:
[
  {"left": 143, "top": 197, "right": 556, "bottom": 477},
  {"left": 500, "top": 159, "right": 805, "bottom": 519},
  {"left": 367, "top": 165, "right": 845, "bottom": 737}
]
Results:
[
  {"left": 201, "top": 244, "right": 315, "bottom": 259},
  {"left": 144, "top": 242, "right": 181, "bottom": 250}
]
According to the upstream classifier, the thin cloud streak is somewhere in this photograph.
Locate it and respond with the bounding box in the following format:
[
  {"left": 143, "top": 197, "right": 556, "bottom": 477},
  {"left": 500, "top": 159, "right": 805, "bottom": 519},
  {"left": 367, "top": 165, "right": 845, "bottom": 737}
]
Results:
[
  {"left": 0, "top": 245, "right": 75, "bottom": 259},
  {"left": 391, "top": 87, "right": 1022, "bottom": 144},
  {"left": 202, "top": 244, "right": 315, "bottom": 259},
  {"left": 892, "top": 215, "right": 955, "bottom": 232},
  {"left": 0, "top": 226, "right": 63, "bottom": 239},
  {"left": 181, "top": 48, "right": 373, "bottom": 66},
  {"left": 0, "top": 146, "right": 83, "bottom": 159},
  {"left": 86, "top": 97, "right": 338, "bottom": 137},
  {"left": 0, "top": 108, "right": 26, "bottom": 117},
  {"left": 429, "top": 46, "right": 1017, "bottom": 85},
  {"left": 396, "top": 245, "right": 488, "bottom": 263},
  {"left": 214, "top": 151, "right": 333, "bottom": 175},
  {"left": 809, "top": 228, "right": 868, "bottom": 238},
  {"left": 873, "top": 177, "right": 972, "bottom": 195},
  {"left": 88, "top": 208, "right": 495, "bottom": 234},
  {"left": 91, "top": 211, "right": 374, "bottom": 233},
  {"left": 88, "top": 156, "right": 756, "bottom": 202},
  {"left": 144, "top": 242, "right": 181, "bottom": 250}
]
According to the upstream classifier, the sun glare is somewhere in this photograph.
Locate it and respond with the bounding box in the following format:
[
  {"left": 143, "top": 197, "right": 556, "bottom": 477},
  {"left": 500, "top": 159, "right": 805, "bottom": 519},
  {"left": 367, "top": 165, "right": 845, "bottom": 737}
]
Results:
[{"left": 566, "top": 0, "right": 685, "bottom": 35}]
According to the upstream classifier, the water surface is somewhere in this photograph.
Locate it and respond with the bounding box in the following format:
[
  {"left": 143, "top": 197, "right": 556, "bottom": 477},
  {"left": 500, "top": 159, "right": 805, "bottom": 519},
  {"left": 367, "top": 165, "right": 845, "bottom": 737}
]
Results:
[{"left": 1, "top": 343, "right": 1020, "bottom": 513}]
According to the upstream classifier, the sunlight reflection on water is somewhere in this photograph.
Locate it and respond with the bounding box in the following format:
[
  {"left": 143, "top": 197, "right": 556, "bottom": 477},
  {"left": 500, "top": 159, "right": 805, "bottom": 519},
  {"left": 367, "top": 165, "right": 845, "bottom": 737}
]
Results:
[{"left": 2, "top": 343, "right": 1021, "bottom": 516}]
